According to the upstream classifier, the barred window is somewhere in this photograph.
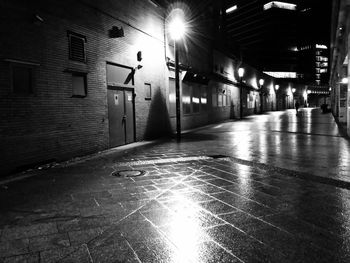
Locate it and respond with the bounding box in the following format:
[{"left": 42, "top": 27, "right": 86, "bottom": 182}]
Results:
[{"left": 68, "top": 31, "right": 86, "bottom": 63}]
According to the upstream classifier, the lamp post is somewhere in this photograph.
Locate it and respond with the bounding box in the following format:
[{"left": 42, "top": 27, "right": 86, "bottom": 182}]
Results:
[
  {"left": 169, "top": 12, "right": 186, "bottom": 142},
  {"left": 275, "top": 84, "right": 279, "bottom": 111},
  {"left": 238, "top": 67, "right": 245, "bottom": 119},
  {"left": 259, "top": 79, "right": 264, "bottom": 113}
]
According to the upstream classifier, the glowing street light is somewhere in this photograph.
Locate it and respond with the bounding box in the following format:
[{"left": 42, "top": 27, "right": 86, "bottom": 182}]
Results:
[
  {"left": 169, "top": 17, "right": 186, "bottom": 41},
  {"left": 238, "top": 68, "right": 245, "bottom": 78},
  {"left": 238, "top": 68, "right": 244, "bottom": 119},
  {"left": 341, "top": 77, "right": 348, "bottom": 84},
  {"left": 259, "top": 79, "right": 264, "bottom": 113},
  {"left": 275, "top": 85, "right": 279, "bottom": 110},
  {"left": 168, "top": 10, "right": 186, "bottom": 142}
]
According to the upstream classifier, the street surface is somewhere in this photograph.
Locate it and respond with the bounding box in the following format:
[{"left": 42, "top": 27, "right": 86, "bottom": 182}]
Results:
[{"left": 1, "top": 108, "right": 350, "bottom": 262}]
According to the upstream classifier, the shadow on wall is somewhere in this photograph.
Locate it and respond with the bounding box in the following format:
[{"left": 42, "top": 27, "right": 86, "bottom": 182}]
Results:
[{"left": 144, "top": 88, "right": 172, "bottom": 139}]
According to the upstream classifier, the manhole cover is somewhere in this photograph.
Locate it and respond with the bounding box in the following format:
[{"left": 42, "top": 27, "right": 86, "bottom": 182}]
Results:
[{"left": 112, "top": 170, "right": 146, "bottom": 178}]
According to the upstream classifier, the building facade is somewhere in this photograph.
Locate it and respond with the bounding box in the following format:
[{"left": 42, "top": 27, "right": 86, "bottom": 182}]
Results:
[
  {"left": 330, "top": 0, "right": 350, "bottom": 136},
  {"left": 0, "top": 0, "right": 284, "bottom": 176}
]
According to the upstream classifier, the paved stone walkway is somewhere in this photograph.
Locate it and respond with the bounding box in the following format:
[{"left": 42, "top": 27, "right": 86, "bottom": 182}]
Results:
[{"left": 1, "top": 108, "right": 350, "bottom": 262}]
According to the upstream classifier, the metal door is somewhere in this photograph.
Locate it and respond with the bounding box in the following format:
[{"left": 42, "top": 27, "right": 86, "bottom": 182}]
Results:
[{"left": 107, "top": 87, "right": 135, "bottom": 147}]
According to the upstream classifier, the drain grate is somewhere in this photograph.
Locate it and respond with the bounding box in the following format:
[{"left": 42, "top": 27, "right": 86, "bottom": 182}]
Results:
[{"left": 112, "top": 170, "right": 146, "bottom": 178}]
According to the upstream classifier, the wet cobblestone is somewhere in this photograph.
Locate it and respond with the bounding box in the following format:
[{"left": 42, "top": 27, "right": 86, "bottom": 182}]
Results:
[{"left": 1, "top": 109, "right": 350, "bottom": 262}]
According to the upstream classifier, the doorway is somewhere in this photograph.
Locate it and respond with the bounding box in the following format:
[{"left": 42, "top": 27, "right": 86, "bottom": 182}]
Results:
[{"left": 107, "top": 86, "right": 135, "bottom": 147}]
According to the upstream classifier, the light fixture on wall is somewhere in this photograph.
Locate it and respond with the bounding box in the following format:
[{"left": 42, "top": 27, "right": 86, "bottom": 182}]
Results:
[
  {"left": 137, "top": 51, "right": 142, "bottom": 62},
  {"left": 33, "top": 14, "right": 44, "bottom": 25},
  {"left": 238, "top": 68, "right": 244, "bottom": 119},
  {"left": 109, "top": 26, "right": 124, "bottom": 38}
]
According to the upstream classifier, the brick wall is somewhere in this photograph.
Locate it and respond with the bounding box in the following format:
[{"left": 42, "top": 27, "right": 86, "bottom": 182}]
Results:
[
  {"left": 0, "top": 0, "right": 242, "bottom": 176},
  {"left": 0, "top": 0, "right": 167, "bottom": 175}
]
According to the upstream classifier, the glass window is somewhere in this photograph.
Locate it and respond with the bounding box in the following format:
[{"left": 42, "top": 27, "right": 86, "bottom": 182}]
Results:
[
  {"left": 145, "top": 83, "right": 151, "bottom": 100},
  {"left": 12, "top": 65, "right": 33, "bottom": 94},
  {"left": 212, "top": 87, "right": 217, "bottom": 107},
  {"left": 218, "top": 91, "right": 223, "bottom": 107},
  {"left": 169, "top": 78, "right": 176, "bottom": 117},
  {"left": 222, "top": 89, "right": 227, "bottom": 107},
  {"left": 182, "top": 84, "right": 191, "bottom": 114},
  {"left": 193, "top": 85, "right": 200, "bottom": 113},
  {"left": 201, "top": 86, "right": 207, "bottom": 111},
  {"left": 227, "top": 89, "right": 231, "bottom": 107},
  {"left": 72, "top": 73, "right": 87, "bottom": 97}
]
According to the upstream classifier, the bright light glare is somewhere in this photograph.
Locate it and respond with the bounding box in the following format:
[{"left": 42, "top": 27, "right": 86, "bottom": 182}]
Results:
[
  {"left": 259, "top": 79, "right": 264, "bottom": 86},
  {"left": 169, "top": 17, "right": 186, "bottom": 40},
  {"left": 341, "top": 77, "right": 348, "bottom": 84},
  {"left": 275, "top": 84, "right": 279, "bottom": 90},
  {"left": 263, "top": 1, "right": 297, "bottom": 11},
  {"left": 263, "top": 71, "right": 297, "bottom": 78},
  {"left": 307, "top": 90, "right": 311, "bottom": 94},
  {"left": 226, "top": 5, "right": 237, "bottom": 14},
  {"left": 238, "top": 67, "right": 245, "bottom": 78},
  {"left": 292, "top": 88, "right": 296, "bottom": 93}
]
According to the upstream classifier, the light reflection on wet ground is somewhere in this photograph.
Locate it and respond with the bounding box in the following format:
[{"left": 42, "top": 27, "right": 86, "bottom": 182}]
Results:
[{"left": 1, "top": 108, "right": 350, "bottom": 262}]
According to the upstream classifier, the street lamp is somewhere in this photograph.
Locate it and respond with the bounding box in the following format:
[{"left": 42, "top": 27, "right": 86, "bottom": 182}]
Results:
[
  {"left": 275, "top": 84, "right": 279, "bottom": 111},
  {"left": 168, "top": 10, "right": 186, "bottom": 142},
  {"left": 259, "top": 79, "right": 264, "bottom": 113},
  {"left": 238, "top": 68, "right": 244, "bottom": 119}
]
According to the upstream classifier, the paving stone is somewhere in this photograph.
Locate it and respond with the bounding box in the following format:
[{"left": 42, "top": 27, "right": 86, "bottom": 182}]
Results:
[
  {"left": 1, "top": 110, "right": 350, "bottom": 262},
  {"left": 199, "top": 200, "right": 237, "bottom": 215},
  {"left": 1, "top": 222, "right": 58, "bottom": 240},
  {"left": 219, "top": 211, "right": 272, "bottom": 233},
  {"left": 189, "top": 241, "right": 242, "bottom": 263},
  {"left": 29, "top": 233, "right": 70, "bottom": 252},
  {"left": 40, "top": 246, "right": 87, "bottom": 263},
  {"left": 207, "top": 224, "right": 288, "bottom": 262},
  {"left": 68, "top": 227, "right": 104, "bottom": 246},
  {"left": 0, "top": 238, "right": 29, "bottom": 258},
  {"left": 2, "top": 252, "right": 39, "bottom": 263}
]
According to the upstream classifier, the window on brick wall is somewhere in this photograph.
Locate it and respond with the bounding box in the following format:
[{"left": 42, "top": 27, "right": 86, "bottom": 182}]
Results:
[
  {"left": 212, "top": 87, "right": 217, "bottom": 107},
  {"left": 72, "top": 73, "right": 87, "bottom": 97},
  {"left": 200, "top": 86, "right": 207, "bottom": 111},
  {"left": 169, "top": 78, "right": 176, "bottom": 117},
  {"left": 10, "top": 63, "right": 35, "bottom": 95},
  {"left": 145, "top": 83, "right": 151, "bottom": 100},
  {"left": 68, "top": 31, "right": 87, "bottom": 63},
  {"left": 182, "top": 84, "right": 207, "bottom": 115},
  {"left": 182, "top": 83, "right": 192, "bottom": 115}
]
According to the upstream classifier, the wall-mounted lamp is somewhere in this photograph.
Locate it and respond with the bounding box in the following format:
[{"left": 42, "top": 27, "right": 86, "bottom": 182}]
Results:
[
  {"left": 341, "top": 77, "right": 348, "bottom": 84},
  {"left": 238, "top": 68, "right": 244, "bottom": 78},
  {"left": 33, "top": 14, "right": 44, "bottom": 25},
  {"left": 109, "top": 26, "right": 124, "bottom": 38},
  {"left": 137, "top": 51, "right": 142, "bottom": 62},
  {"left": 275, "top": 84, "right": 279, "bottom": 90}
]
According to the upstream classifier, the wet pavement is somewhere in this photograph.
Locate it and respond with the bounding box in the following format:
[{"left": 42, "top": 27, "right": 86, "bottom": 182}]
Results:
[{"left": 1, "top": 108, "right": 350, "bottom": 262}]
